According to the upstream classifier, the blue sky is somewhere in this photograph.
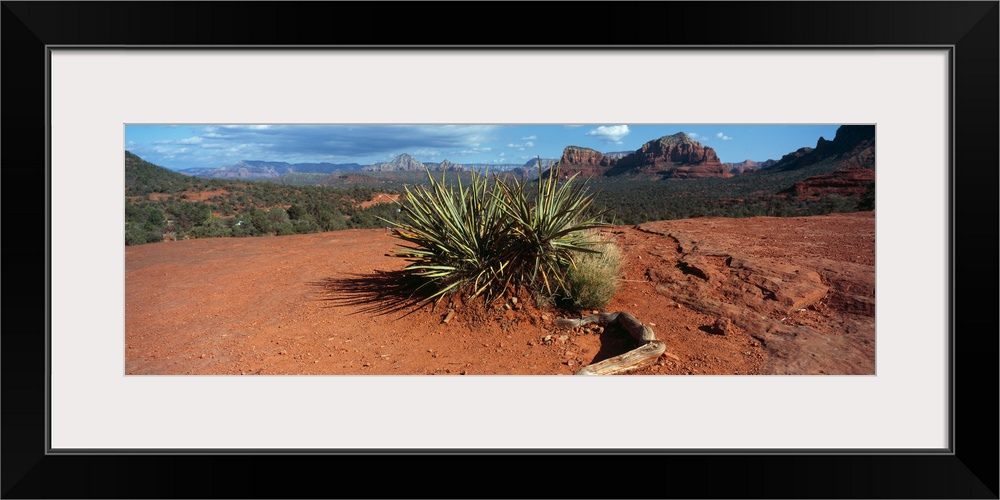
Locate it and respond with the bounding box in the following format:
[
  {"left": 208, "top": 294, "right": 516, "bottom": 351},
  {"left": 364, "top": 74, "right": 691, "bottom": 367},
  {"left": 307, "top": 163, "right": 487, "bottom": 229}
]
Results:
[{"left": 125, "top": 124, "right": 844, "bottom": 171}]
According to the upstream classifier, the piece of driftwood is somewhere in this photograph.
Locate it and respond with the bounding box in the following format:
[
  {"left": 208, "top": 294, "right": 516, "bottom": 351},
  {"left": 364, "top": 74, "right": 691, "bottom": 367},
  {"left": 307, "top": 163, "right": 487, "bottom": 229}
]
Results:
[
  {"left": 576, "top": 341, "right": 667, "bottom": 375},
  {"left": 553, "top": 312, "right": 655, "bottom": 342},
  {"left": 554, "top": 311, "right": 663, "bottom": 375}
]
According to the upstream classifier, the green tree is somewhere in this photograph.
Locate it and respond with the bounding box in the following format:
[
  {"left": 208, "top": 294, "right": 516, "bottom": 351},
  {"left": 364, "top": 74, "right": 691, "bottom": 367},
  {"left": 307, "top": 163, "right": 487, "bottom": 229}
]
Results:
[
  {"left": 287, "top": 204, "right": 306, "bottom": 220},
  {"left": 169, "top": 202, "right": 212, "bottom": 231}
]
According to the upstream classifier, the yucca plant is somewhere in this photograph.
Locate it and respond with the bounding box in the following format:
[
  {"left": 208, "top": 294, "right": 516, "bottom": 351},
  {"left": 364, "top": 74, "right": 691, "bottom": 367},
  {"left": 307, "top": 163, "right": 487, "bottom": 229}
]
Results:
[
  {"left": 384, "top": 162, "right": 609, "bottom": 307},
  {"left": 494, "top": 166, "right": 609, "bottom": 298},
  {"left": 386, "top": 167, "right": 513, "bottom": 305}
]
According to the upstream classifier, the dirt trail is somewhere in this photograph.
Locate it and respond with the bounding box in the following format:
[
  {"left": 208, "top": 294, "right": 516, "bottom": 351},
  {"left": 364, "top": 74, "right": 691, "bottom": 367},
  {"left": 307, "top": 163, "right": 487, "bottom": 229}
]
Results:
[{"left": 125, "top": 212, "right": 875, "bottom": 375}]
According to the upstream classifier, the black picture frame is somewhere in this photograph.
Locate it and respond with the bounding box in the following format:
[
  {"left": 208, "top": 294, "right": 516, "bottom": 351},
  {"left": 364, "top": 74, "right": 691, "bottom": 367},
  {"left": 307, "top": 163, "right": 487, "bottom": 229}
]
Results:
[{"left": 4, "top": 2, "right": 997, "bottom": 498}]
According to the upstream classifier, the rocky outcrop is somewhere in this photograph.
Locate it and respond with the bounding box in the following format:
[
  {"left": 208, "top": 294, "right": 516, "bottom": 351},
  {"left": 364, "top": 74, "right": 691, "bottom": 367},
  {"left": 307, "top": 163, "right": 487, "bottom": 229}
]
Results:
[
  {"left": 770, "top": 147, "right": 815, "bottom": 172},
  {"left": 635, "top": 213, "right": 875, "bottom": 375},
  {"left": 522, "top": 157, "right": 558, "bottom": 170},
  {"left": 551, "top": 146, "right": 615, "bottom": 178},
  {"left": 550, "top": 133, "right": 732, "bottom": 180},
  {"left": 511, "top": 158, "right": 556, "bottom": 180},
  {"left": 559, "top": 146, "right": 613, "bottom": 168},
  {"left": 725, "top": 159, "right": 776, "bottom": 174},
  {"left": 363, "top": 154, "right": 427, "bottom": 172},
  {"left": 769, "top": 125, "right": 875, "bottom": 172},
  {"left": 602, "top": 151, "right": 633, "bottom": 160},
  {"left": 608, "top": 133, "right": 731, "bottom": 179},
  {"left": 791, "top": 168, "right": 876, "bottom": 198},
  {"left": 433, "top": 159, "right": 465, "bottom": 172}
]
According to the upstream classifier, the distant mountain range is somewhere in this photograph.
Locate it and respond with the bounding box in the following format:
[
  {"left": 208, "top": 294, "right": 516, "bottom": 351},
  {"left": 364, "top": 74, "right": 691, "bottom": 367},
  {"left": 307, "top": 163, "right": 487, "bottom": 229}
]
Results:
[
  {"left": 170, "top": 126, "right": 874, "bottom": 184},
  {"left": 179, "top": 160, "right": 364, "bottom": 179}
]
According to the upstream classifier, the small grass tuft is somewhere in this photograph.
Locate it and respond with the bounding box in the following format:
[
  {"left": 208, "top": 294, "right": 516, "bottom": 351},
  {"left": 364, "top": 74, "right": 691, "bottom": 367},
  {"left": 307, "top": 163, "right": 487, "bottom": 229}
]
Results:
[{"left": 557, "top": 231, "right": 623, "bottom": 311}]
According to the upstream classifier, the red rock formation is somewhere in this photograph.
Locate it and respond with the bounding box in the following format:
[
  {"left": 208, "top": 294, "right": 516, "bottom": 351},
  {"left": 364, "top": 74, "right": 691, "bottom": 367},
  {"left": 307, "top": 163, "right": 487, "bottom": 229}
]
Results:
[
  {"left": 559, "top": 146, "right": 612, "bottom": 168},
  {"left": 770, "top": 125, "right": 875, "bottom": 173},
  {"left": 792, "top": 167, "right": 876, "bottom": 198},
  {"left": 553, "top": 146, "right": 614, "bottom": 178},
  {"left": 609, "top": 132, "right": 731, "bottom": 178}
]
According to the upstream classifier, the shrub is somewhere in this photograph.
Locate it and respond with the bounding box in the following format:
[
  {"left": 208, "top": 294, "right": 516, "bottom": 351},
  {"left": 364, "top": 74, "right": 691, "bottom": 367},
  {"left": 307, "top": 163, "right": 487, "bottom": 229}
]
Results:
[
  {"left": 384, "top": 164, "right": 608, "bottom": 307},
  {"left": 558, "top": 231, "right": 623, "bottom": 311}
]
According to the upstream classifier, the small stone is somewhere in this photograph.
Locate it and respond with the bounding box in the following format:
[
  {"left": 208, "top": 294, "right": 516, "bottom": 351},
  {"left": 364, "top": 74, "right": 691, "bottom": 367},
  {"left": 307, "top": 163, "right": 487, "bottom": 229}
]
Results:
[
  {"left": 279, "top": 350, "right": 287, "bottom": 355},
  {"left": 564, "top": 360, "right": 576, "bottom": 367},
  {"left": 558, "top": 335, "right": 569, "bottom": 342},
  {"left": 510, "top": 297, "right": 518, "bottom": 305},
  {"left": 708, "top": 317, "right": 733, "bottom": 335}
]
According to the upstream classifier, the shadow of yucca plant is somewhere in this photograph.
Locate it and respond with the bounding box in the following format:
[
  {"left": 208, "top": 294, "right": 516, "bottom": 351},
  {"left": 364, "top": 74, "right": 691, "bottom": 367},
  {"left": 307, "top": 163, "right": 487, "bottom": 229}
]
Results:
[{"left": 383, "top": 163, "right": 608, "bottom": 307}]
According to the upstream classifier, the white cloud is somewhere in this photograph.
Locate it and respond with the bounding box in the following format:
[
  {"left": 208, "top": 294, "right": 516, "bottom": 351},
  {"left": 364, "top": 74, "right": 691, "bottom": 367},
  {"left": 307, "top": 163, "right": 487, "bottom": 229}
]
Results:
[
  {"left": 586, "top": 125, "right": 630, "bottom": 143},
  {"left": 520, "top": 135, "right": 536, "bottom": 140},
  {"left": 687, "top": 132, "right": 707, "bottom": 141},
  {"left": 413, "top": 148, "right": 440, "bottom": 159},
  {"left": 179, "top": 136, "right": 204, "bottom": 144},
  {"left": 716, "top": 132, "right": 733, "bottom": 140},
  {"left": 525, "top": 141, "right": 534, "bottom": 147}
]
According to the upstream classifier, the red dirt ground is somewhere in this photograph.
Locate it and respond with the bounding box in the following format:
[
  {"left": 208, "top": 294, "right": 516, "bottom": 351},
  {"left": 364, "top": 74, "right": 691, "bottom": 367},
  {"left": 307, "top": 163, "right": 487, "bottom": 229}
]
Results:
[
  {"left": 125, "top": 212, "right": 875, "bottom": 376},
  {"left": 356, "top": 192, "right": 402, "bottom": 209}
]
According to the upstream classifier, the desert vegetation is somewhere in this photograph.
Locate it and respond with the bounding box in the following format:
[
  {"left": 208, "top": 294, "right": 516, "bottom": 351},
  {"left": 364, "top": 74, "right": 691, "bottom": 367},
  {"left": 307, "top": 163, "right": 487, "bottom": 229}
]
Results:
[
  {"left": 384, "top": 165, "right": 618, "bottom": 309},
  {"left": 556, "top": 230, "right": 623, "bottom": 311},
  {"left": 124, "top": 151, "right": 405, "bottom": 244}
]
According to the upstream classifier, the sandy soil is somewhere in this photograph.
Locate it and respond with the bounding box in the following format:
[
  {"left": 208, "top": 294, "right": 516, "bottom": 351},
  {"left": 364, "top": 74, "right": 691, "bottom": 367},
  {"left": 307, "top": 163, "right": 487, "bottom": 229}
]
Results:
[{"left": 125, "top": 212, "right": 875, "bottom": 375}]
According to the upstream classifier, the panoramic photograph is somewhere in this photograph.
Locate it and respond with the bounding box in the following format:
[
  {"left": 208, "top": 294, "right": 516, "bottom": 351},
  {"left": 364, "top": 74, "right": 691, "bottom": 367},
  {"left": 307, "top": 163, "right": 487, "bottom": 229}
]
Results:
[{"left": 124, "top": 124, "right": 876, "bottom": 376}]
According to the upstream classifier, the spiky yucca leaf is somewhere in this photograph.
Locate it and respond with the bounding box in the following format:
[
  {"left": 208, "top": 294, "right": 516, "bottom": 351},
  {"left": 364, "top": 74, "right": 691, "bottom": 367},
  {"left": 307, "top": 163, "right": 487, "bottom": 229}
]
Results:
[
  {"left": 383, "top": 167, "right": 515, "bottom": 305},
  {"left": 495, "top": 163, "right": 608, "bottom": 296}
]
